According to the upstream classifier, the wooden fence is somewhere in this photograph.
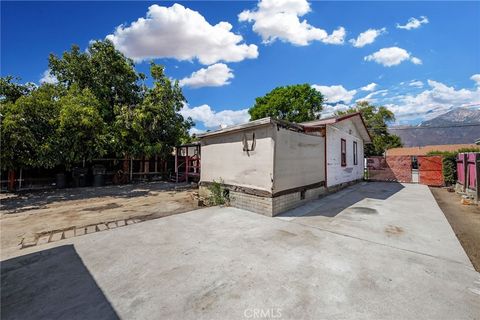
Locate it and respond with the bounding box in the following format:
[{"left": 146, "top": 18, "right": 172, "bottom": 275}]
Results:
[{"left": 456, "top": 152, "right": 480, "bottom": 202}]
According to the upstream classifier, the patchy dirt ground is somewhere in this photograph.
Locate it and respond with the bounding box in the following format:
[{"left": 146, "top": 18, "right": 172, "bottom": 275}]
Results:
[
  {"left": 0, "top": 182, "right": 198, "bottom": 259},
  {"left": 430, "top": 187, "right": 480, "bottom": 271}
]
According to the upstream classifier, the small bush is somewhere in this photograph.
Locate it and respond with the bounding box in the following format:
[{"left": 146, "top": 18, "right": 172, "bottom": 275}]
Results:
[
  {"left": 426, "top": 148, "right": 480, "bottom": 186},
  {"left": 207, "top": 179, "right": 229, "bottom": 206},
  {"left": 442, "top": 153, "right": 457, "bottom": 186}
]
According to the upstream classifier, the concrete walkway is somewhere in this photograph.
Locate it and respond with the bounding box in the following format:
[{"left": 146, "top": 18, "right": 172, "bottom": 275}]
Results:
[{"left": 2, "top": 183, "right": 479, "bottom": 319}]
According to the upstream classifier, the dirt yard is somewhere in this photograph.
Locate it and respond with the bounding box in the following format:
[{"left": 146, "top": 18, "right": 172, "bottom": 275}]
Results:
[
  {"left": 430, "top": 187, "right": 480, "bottom": 271},
  {"left": 0, "top": 182, "right": 198, "bottom": 259}
]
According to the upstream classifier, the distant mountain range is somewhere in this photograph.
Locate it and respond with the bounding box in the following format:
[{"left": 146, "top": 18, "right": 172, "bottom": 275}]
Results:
[{"left": 388, "top": 107, "right": 480, "bottom": 147}]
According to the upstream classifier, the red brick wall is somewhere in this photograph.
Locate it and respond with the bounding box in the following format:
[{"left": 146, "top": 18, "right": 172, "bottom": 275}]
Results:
[
  {"left": 367, "top": 155, "right": 444, "bottom": 186},
  {"left": 368, "top": 156, "right": 411, "bottom": 182},
  {"left": 419, "top": 156, "right": 444, "bottom": 186},
  {"left": 386, "top": 156, "right": 412, "bottom": 182}
]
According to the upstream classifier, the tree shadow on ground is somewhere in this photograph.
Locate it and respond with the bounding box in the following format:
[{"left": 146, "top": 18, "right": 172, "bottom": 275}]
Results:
[
  {"left": 0, "top": 181, "right": 189, "bottom": 213},
  {"left": 1, "top": 245, "right": 119, "bottom": 320},
  {"left": 278, "top": 182, "right": 405, "bottom": 218}
]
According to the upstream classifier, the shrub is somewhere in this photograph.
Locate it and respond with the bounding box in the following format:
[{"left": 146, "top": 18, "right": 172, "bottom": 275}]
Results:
[
  {"left": 427, "top": 148, "right": 480, "bottom": 186},
  {"left": 207, "top": 179, "right": 229, "bottom": 206},
  {"left": 442, "top": 153, "right": 457, "bottom": 186}
]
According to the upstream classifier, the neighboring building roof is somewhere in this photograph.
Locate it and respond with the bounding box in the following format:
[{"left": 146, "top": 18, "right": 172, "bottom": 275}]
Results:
[
  {"left": 301, "top": 112, "right": 372, "bottom": 143},
  {"left": 197, "top": 112, "right": 372, "bottom": 143},
  {"left": 386, "top": 144, "right": 480, "bottom": 156},
  {"left": 196, "top": 117, "right": 304, "bottom": 138},
  {"left": 300, "top": 113, "right": 358, "bottom": 126}
]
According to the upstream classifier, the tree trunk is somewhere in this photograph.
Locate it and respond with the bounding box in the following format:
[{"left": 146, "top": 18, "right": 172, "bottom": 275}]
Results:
[
  {"left": 7, "top": 170, "right": 16, "bottom": 192},
  {"left": 123, "top": 155, "right": 130, "bottom": 182},
  {"left": 144, "top": 157, "right": 150, "bottom": 180}
]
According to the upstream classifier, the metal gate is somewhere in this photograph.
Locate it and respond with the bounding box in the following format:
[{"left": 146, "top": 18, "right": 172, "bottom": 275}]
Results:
[{"left": 418, "top": 156, "right": 443, "bottom": 186}]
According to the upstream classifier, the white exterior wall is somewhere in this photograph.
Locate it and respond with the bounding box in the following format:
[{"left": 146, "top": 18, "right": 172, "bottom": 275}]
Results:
[
  {"left": 200, "top": 125, "right": 275, "bottom": 192},
  {"left": 326, "top": 120, "right": 365, "bottom": 187},
  {"left": 273, "top": 127, "right": 325, "bottom": 193}
]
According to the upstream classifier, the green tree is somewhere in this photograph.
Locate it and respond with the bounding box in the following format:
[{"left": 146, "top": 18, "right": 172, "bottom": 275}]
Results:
[
  {"left": 55, "top": 85, "right": 107, "bottom": 169},
  {"left": 49, "top": 40, "right": 141, "bottom": 122},
  {"left": 249, "top": 84, "right": 324, "bottom": 122},
  {"left": 0, "top": 76, "right": 36, "bottom": 103},
  {"left": 113, "top": 63, "right": 192, "bottom": 159},
  {"left": 336, "top": 101, "right": 402, "bottom": 156},
  {"left": 1, "top": 84, "right": 62, "bottom": 170}
]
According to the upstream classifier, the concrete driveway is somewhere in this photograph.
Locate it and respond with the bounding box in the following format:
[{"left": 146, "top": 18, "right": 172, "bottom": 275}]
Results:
[{"left": 2, "top": 182, "right": 479, "bottom": 319}]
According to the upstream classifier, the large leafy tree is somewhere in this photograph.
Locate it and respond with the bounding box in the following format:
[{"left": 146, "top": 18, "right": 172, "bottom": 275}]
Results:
[
  {"left": 2, "top": 42, "right": 192, "bottom": 178},
  {"left": 0, "top": 76, "right": 36, "bottom": 103},
  {"left": 49, "top": 40, "right": 141, "bottom": 122},
  {"left": 336, "top": 101, "right": 402, "bottom": 156},
  {"left": 56, "top": 85, "right": 107, "bottom": 169},
  {"left": 249, "top": 84, "right": 324, "bottom": 123},
  {"left": 1, "top": 84, "right": 62, "bottom": 170},
  {"left": 113, "top": 63, "right": 192, "bottom": 159}
]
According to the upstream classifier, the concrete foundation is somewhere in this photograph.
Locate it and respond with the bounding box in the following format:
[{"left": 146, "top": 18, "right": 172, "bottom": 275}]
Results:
[
  {"left": 199, "top": 185, "right": 327, "bottom": 216},
  {"left": 200, "top": 183, "right": 367, "bottom": 216}
]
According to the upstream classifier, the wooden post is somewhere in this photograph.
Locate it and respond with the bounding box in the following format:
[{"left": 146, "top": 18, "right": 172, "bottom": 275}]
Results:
[
  {"left": 139, "top": 157, "right": 144, "bottom": 179},
  {"left": 123, "top": 156, "right": 129, "bottom": 182},
  {"left": 18, "top": 168, "right": 22, "bottom": 190},
  {"left": 7, "top": 170, "right": 15, "bottom": 192},
  {"left": 144, "top": 156, "right": 150, "bottom": 180},
  {"left": 185, "top": 146, "right": 189, "bottom": 183},
  {"left": 475, "top": 153, "right": 480, "bottom": 202},
  {"left": 463, "top": 153, "right": 468, "bottom": 192},
  {"left": 175, "top": 148, "right": 178, "bottom": 183},
  {"left": 130, "top": 158, "right": 133, "bottom": 181}
]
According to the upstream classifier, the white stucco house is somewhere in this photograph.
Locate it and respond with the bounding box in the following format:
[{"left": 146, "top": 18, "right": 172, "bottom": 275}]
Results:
[{"left": 197, "top": 113, "right": 371, "bottom": 216}]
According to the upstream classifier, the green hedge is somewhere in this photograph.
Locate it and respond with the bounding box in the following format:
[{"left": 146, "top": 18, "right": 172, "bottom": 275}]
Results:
[{"left": 427, "top": 147, "right": 480, "bottom": 186}]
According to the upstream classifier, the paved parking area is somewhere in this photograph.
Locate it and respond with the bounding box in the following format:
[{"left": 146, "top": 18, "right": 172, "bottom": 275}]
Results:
[{"left": 2, "top": 182, "right": 479, "bottom": 319}]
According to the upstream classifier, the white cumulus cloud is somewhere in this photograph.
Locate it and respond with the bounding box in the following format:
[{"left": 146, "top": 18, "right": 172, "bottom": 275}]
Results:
[
  {"left": 106, "top": 3, "right": 258, "bottom": 65},
  {"left": 320, "top": 103, "right": 351, "bottom": 118},
  {"left": 189, "top": 127, "right": 205, "bottom": 135},
  {"left": 409, "top": 80, "right": 424, "bottom": 88},
  {"left": 238, "top": 0, "right": 346, "bottom": 46},
  {"left": 471, "top": 74, "right": 480, "bottom": 86},
  {"left": 396, "top": 16, "right": 429, "bottom": 30},
  {"left": 361, "top": 82, "right": 377, "bottom": 91},
  {"left": 312, "top": 84, "right": 357, "bottom": 103},
  {"left": 180, "top": 103, "right": 250, "bottom": 129},
  {"left": 349, "top": 28, "right": 386, "bottom": 48},
  {"left": 179, "top": 63, "right": 234, "bottom": 88},
  {"left": 356, "top": 89, "right": 388, "bottom": 103},
  {"left": 386, "top": 79, "right": 480, "bottom": 122},
  {"left": 364, "top": 47, "right": 421, "bottom": 67},
  {"left": 410, "top": 57, "right": 422, "bottom": 65},
  {"left": 40, "top": 69, "right": 57, "bottom": 84}
]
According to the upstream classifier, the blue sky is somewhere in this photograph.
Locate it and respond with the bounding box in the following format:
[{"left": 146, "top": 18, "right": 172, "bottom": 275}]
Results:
[{"left": 2, "top": 1, "right": 480, "bottom": 132}]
